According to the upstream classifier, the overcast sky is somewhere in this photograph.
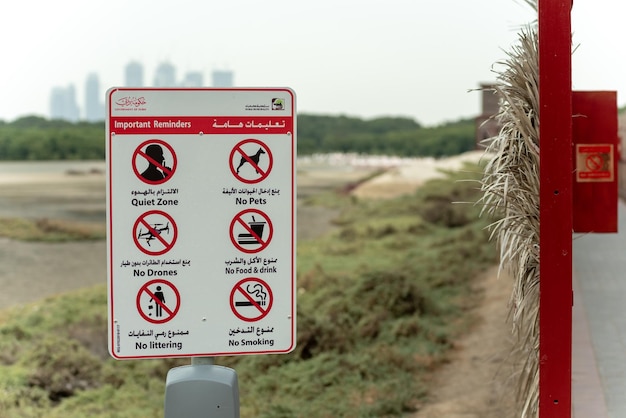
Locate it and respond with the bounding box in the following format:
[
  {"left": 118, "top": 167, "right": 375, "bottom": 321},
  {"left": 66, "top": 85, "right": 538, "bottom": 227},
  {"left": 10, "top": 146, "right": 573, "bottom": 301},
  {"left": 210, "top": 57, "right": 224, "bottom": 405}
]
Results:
[{"left": 0, "top": 0, "right": 623, "bottom": 126}]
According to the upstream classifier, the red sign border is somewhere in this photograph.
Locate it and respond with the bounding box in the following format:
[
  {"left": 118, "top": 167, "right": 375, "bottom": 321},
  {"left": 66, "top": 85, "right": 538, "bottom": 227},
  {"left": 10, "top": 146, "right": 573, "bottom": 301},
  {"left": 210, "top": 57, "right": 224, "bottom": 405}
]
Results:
[{"left": 106, "top": 88, "right": 297, "bottom": 359}]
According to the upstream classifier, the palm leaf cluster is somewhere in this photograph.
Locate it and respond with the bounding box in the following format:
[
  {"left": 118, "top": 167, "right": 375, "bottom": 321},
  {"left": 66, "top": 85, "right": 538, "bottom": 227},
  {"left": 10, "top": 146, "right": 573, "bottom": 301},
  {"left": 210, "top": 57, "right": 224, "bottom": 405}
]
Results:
[{"left": 479, "top": 10, "right": 540, "bottom": 418}]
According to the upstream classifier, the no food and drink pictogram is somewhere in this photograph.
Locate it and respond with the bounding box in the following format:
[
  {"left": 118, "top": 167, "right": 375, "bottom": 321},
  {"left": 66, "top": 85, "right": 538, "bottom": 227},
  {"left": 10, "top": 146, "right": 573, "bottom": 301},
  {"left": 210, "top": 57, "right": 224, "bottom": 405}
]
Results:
[{"left": 229, "top": 209, "right": 273, "bottom": 253}]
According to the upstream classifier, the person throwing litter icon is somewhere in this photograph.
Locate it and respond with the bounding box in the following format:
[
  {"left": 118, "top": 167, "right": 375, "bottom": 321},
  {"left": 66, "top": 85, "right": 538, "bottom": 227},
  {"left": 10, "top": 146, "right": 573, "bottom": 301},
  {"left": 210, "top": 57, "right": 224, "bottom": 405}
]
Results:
[{"left": 151, "top": 285, "right": 166, "bottom": 317}]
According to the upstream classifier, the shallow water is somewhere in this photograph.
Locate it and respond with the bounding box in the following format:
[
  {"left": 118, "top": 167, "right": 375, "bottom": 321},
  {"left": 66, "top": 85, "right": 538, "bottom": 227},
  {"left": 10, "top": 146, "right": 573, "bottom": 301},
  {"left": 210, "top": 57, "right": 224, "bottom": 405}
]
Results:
[
  {"left": 0, "top": 161, "right": 106, "bottom": 222},
  {"left": 0, "top": 160, "right": 105, "bottom": 175}
]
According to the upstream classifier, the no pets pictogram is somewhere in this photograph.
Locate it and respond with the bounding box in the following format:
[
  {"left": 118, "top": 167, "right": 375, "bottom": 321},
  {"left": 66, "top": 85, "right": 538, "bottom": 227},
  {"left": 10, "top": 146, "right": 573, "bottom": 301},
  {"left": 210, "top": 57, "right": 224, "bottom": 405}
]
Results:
[{"left": 229, "top": 139, "right": 273, "bottom": 184}]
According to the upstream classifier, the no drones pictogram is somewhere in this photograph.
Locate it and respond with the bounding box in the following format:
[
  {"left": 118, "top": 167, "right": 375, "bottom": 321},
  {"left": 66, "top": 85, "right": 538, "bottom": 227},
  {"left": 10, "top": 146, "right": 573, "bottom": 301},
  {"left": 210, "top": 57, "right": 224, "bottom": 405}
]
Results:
[{"left": 133, "top": 210, "right": 178, "bottom": 256}]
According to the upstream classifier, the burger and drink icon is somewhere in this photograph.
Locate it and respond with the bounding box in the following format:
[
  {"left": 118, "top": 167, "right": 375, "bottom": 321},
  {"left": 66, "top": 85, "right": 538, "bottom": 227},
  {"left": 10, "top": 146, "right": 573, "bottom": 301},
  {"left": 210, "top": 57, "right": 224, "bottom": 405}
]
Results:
[{"left": 236, "top": 215, "right": 266, "bottom": 246}]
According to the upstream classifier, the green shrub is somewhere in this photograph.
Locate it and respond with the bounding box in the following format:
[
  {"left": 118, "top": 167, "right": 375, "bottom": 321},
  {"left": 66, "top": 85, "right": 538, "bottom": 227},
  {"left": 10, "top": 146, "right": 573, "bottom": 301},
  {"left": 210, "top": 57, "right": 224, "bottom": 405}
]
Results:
[{"left": 0, "top": 165, "right": 497, "bottom": 417}]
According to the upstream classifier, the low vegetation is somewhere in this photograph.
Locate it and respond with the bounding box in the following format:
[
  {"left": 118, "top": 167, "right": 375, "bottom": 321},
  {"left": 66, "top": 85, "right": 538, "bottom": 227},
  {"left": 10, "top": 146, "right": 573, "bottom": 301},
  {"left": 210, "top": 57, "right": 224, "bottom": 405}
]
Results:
[
  {"left": 0, "top": 218, "right": 105, "bottom": 241},
  {"left": 0, "top": 165, "right": 497, "bottom": 417},
  {"left": 0, "top": 114, "right": 475, "bottom": 160}
]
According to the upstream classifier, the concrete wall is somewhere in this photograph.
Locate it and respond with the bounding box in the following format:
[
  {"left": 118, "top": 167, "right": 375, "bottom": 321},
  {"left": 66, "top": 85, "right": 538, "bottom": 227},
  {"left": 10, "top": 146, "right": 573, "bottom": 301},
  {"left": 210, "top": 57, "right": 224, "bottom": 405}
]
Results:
[
  {"left": 617, "top": 112, "right": 626, "bottom": 199},
  {"left": 617, "top": 161, "right": 626, "bottom": 200}
]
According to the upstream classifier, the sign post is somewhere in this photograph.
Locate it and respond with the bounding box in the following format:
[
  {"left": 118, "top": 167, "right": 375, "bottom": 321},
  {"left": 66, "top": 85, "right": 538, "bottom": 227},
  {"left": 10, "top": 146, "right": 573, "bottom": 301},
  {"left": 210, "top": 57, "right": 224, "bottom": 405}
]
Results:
[
  {"left": 538, "top": 1, "right": 572, "bottom": 416},
  {"left": 105, "top": 88, "right": 296, "bottom": 360}
]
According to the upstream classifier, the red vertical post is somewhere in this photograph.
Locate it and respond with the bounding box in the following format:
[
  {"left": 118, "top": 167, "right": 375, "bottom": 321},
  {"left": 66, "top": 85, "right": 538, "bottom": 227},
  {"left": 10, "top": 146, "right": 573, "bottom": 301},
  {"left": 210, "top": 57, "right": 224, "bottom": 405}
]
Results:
[{"left": 538, "top": 0, "right": 572, "bottom": 417}]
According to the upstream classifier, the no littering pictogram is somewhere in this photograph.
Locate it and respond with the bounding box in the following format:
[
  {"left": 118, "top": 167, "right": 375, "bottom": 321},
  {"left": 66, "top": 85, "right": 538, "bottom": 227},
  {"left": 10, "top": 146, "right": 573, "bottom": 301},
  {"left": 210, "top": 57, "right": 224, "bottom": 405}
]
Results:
[
  {"left": 230, "top": 278, "right": 273, "bottom": 322},
  {"left": 133, "top": 210, "right": 178, "bottom": 256},
  {"left": 229, "top": 209, "right": 273, "bottom": 253},
  {"left": 229, "top": 139, "right": 273, "bottom": 184},
  {"left": 133, "top": 139, "right": 177, "bottom": 185},
  {"left": 136, "top": 279, "right": 181, "bottom": 324}
]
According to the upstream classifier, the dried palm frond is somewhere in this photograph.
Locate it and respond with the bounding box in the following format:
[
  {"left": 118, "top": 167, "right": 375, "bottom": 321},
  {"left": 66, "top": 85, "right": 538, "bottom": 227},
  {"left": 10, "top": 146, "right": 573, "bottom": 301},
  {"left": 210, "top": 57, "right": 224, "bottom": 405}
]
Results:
[{"left": 478, "top": 20, "right": 540, "bottom": 418}]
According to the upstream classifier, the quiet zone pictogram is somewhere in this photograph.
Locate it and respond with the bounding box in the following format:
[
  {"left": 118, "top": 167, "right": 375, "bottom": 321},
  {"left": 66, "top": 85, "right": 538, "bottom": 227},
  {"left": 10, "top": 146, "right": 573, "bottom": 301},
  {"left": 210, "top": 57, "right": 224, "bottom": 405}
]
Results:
[
  {"left": 133, "top": 139, "right": 177, "bottom": 185},
  {"left": 133, "top": 210, "right": 178, "bottom": 256},
  {"left": 229, "top": 209, "right": 273, "bottom": 253},
  {"left": 229, "top": 139, "right": 273, "bottom": 184},
  {"left": 136, "top": 279, "right": 181, "bottom": 324},
  {"left": 230, "top": 278, "right": 273, "bottom": 322}
]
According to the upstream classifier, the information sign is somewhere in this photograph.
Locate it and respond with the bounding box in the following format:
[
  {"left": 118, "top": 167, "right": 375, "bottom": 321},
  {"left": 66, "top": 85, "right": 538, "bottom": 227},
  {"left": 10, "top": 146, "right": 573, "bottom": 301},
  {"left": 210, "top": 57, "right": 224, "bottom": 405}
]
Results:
[
  {"left": 575, "top": 143, "right": 615, "bottom": 182},
  {"left": 106, "top": 88, "right": 296, "bottom": 359}
]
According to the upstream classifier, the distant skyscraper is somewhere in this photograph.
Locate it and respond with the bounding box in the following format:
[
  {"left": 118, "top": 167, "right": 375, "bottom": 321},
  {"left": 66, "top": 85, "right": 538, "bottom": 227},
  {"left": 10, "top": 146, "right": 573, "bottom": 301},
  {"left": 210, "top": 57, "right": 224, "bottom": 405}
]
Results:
[
  {"left": 50, "top": 85, "right": 80, "bottom": 122},
  {"left": 85, "top": 73, "right": 104, "bottom": 122},
  {"left": 125, "top": 61, "right": 144, "bottom": 86},
  {"left": 212, "top": 70, "right": 234, "bottom": 87},
  {"left": 181, "top": 71, "right": 204, "bottom": 87},
  {"left": 154, "top": 62, "right": 177, "bottom": 87}
]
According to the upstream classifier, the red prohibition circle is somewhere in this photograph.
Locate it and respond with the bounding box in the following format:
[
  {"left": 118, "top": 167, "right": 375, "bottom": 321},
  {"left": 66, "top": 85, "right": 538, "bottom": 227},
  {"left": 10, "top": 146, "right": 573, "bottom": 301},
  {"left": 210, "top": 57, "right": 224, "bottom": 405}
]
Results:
[
  {"left": 133, "top": 139, "right": 178, "bottom": 185},
  {"left": 229, "top": 208, "right": 274, "bottom": 254},
  {"left": 229, "top": 277, "right": 273, "bottom": 322},
  {"left": 132, "top": 210, "right": 178, "bottom": 256},
  {"left": 136, "top": 279, "right": 181, "bottom": 324},
  {"left": 229, "top": 139, "right": 273, "bottom": 184},
  {"left": 585, "top": 154, "right": 604, "bottom": 172}
]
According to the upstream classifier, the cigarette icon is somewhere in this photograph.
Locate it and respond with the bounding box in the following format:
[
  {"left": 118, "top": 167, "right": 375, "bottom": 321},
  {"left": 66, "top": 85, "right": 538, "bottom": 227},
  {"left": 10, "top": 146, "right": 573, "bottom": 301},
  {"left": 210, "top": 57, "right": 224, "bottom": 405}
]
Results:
[{"left": 235, "top": 300, "right": 266, "bottom": 307}]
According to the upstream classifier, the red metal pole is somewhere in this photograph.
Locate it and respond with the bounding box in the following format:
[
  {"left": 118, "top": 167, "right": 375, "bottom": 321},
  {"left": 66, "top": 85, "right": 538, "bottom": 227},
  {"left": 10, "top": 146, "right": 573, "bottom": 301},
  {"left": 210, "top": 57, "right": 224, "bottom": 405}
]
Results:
[{"left": 538, "top": 0, "right": 573, "bottom": 417}]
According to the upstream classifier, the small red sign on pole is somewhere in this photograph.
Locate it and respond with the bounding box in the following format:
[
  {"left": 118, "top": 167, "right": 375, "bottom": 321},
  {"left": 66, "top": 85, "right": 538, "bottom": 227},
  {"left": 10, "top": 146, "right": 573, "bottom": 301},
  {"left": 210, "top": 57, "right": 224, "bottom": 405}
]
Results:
[{"left": 572, "top": 91, "right": 619, "bottom": 233}]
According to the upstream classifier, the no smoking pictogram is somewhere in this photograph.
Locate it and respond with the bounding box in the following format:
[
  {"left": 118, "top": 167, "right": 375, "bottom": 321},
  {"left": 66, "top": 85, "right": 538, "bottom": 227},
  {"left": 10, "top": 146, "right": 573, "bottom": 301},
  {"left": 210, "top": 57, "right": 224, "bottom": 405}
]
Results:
[
  {"left": 133, "top": 210, "right": 178, "bottom": 255},
  {"left": 229, "top": 139, "right": 273, "bottom": 184},
  {"left": 133, "top": 139, "right": 177, "bottom": 185},
  {"left": 136, "top": 279, "right": 181, "bottom": 324},
  {"left": 229, "top": 209, "right": 273, "bottom": 253},
  {"left": 230, "top": 278, "right": 273, "bottom": 322}
]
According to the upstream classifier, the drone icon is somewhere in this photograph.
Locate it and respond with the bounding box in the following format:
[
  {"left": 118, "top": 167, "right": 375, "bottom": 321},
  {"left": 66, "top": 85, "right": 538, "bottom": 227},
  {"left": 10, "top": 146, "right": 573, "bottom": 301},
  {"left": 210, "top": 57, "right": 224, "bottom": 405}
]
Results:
[{"left": 137, "top": 222, "right": 170, "bottom": 246}]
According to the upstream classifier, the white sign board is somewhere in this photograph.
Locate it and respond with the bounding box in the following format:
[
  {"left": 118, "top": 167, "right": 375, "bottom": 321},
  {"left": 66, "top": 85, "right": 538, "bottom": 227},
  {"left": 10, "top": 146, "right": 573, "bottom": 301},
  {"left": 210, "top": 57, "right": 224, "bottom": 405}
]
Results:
[{"left": 106, "top": 88, "right": 296, "bottom": 359}]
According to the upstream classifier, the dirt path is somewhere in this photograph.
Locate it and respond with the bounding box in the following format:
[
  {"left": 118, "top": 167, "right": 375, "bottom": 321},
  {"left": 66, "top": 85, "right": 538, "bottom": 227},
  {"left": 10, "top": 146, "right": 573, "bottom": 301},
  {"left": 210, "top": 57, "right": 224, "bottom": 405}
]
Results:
[{"left": 412, "top": 266, "right": 518, "bottom": 418}]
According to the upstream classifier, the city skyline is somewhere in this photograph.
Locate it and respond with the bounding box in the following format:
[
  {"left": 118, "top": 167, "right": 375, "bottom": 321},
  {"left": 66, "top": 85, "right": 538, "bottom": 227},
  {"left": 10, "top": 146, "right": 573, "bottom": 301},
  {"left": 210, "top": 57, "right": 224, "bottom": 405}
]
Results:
[
  {"left": 49, "top": 62, "right": 234, "bottom": 122},
  {"left": 2, "top": 1, "right": 623, "bottom": 126}
]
